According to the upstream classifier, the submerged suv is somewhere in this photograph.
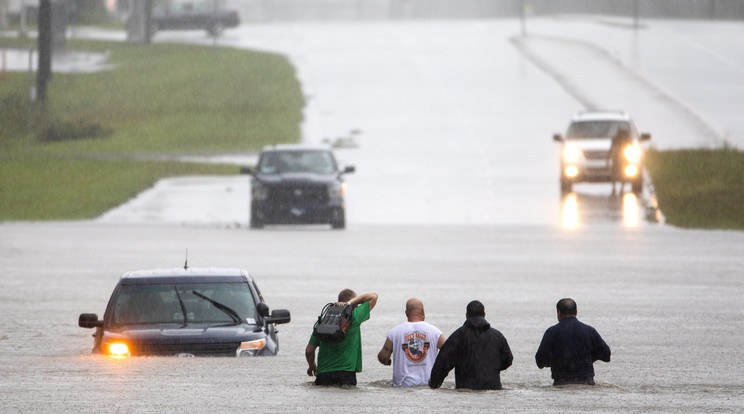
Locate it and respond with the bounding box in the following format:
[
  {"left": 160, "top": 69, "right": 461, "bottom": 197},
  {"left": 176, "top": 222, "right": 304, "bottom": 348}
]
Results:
[
  {"left": 553, "top": 111, "right": 651, "bottom": 194},
  {"left": 241, "top": 145, "right": 354, "bottom": 229},
  {"left": 78, "top": 268, "right": 290, "bottom": 358}
]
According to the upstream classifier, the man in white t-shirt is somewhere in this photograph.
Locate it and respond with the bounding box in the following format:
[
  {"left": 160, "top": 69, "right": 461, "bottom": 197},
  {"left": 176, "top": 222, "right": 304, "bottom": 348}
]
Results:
[{"left": 377, "top": 298, "right": 446, "bottom": 387}]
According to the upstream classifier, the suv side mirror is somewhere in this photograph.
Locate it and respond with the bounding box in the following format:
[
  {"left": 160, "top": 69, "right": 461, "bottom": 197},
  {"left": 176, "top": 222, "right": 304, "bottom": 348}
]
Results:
[
  {"left": 640, "top": 133, "right": 651, "bottom": 141},
  {"left": 553, "top": 134, "right": 564, "bottom": 143},
  {"left": 266, "top": 309, "right": 291, "bottom": 325},
  {"left": 342, "top": 166, "right": 355, "bottom": 174},
  {"left": 240, "top": 166, "right": 253, "bottom": 175},
  {"left": 79, "top": 313, "right": 103, "bottom": 329}
]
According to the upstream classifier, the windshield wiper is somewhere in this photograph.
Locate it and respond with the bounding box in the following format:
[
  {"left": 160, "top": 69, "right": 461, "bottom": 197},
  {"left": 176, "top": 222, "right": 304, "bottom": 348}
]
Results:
[
  {"left": 174, "top": 286, "right": 188, "bottom": 327},
  {"left": 191, "top": 291, "right": 242, "bottom": 325}
]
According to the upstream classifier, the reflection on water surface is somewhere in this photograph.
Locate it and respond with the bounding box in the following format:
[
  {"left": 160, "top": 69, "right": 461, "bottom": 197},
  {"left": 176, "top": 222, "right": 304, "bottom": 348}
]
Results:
[{"left": 561, "top": 189, "right": 643, "bottom": 229}]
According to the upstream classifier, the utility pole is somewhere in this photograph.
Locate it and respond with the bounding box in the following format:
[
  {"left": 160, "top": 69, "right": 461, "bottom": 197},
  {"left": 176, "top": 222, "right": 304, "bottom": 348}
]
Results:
[
  {"left": 633, "top": 0, "right": 640, "bottom": 29},
  {"left": 1, "top": 0, "right": 8, "bottom": 30},
  {"left": 126, "top": 0, "right": 154, "bottom": 45},
  {"left": 710, "top": 0, "right": 717, "bottom": 20},
  {"left": 37, "top": 0, "right": 52, "bottom": 102},
  {"left": 520, "top": 0, "right": 527, "bottom": 37}
]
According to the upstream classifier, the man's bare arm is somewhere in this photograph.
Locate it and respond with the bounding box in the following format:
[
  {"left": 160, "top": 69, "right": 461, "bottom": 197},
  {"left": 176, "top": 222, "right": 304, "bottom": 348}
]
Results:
[
  {"left": 343, "top": 292, "right": 379, "bottom": 310},
  {"left": 437, "top": 334, "right": 446, "bottom": 349},
  {"left": 377, "top": 338, "right": 393, "bottom": 365},
  {"left": 305, "top": 343, "right": 318, "bottom": 376}
]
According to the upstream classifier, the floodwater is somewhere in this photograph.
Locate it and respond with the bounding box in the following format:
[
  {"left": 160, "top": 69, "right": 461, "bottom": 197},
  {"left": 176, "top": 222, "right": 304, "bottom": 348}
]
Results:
[
  {"left": 1, "top": 223, "right": 743, "bottom": 412},
  {"left": 2, "top": 16, "right": 744, "bottom": 412}
]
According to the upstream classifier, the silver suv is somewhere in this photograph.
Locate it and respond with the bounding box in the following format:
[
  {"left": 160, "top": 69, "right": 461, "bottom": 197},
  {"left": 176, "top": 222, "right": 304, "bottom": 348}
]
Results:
[{"left": 553, "top": 111, "right": 650, "bottom": 194}]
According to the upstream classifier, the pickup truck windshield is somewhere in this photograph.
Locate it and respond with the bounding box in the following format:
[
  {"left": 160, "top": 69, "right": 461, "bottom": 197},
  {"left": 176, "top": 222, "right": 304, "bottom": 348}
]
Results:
[{"left": 257, "top": 150, "right": 337, "bottom": 175}]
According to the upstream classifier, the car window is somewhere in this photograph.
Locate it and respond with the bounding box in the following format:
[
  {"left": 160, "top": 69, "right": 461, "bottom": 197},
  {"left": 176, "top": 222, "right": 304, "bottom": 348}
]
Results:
[
  {"left": 256, "top": 150, "right": 337, "bottom": 174},
  {"left": 112, "top": 283, "right": 256, "bottom": 326},
  {"left": 567, "top": 121, "right": 632, "bottom": 139},
  {"left": 191, "top": 2, "right": 211, "bottom": 12},
  {"left": 252, "top": 280, "right": 264, "bottom": 303}
]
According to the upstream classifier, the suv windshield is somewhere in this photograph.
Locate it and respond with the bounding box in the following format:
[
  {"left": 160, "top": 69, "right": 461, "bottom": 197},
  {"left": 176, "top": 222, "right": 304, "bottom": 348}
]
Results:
[
  {"left": 112, "top": 283, "right": 256, "bottom": 326},
  {"left": 256, "top": 150, "right": 337, "bottom": 175},
  {"left": 567, "top": 121, "right": 633, "bottom": 139}
]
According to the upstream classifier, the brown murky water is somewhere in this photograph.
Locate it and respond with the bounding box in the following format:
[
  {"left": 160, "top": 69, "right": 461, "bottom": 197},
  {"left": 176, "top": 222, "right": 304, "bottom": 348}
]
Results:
[{"left": 1, "top": 222, "right": 742, "bottom": 412}]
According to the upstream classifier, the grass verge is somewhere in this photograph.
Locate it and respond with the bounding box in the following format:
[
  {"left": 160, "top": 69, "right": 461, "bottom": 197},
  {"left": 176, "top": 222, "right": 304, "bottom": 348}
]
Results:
[
  {"left": 1, "top": 39, "right": 304, "bottom": 154},
  {"left": 0, "top": 37, "right": 303, "bottom": 220},
  {"left": 645, "top": 148, "right": 744, "bottom": 231}
]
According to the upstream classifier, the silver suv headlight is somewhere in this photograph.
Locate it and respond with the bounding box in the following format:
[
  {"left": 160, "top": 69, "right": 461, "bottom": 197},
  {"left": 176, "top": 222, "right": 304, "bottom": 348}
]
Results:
[
  {"left": 624, "top": 144, "right": 641, "bottom": 163},
  {"left": 563, "top": 145, "right": 582, "bottom": 163},
  {"left": 236, "top": 338, "right": 266, "bottom": 357}
]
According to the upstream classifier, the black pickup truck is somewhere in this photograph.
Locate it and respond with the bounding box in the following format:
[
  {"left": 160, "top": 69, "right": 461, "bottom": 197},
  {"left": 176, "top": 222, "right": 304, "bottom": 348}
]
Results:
[{"left": 151, "top": 2, "right": 240, "bottom": 36}]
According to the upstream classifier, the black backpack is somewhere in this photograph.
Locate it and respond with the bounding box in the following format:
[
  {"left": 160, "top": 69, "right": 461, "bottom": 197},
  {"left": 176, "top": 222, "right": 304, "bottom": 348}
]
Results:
[{"left": 313, "top": 303, "right": 353, "bottom": 343}]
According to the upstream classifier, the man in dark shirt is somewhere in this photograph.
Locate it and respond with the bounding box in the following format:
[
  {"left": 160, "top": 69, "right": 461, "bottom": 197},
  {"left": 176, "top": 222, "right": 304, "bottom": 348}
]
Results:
[
  {"left": 429, "top": 300, "right": 513, "bottom": 390},
  {"left": 535, "top": 298, "right": 611, "bottom": 386}
]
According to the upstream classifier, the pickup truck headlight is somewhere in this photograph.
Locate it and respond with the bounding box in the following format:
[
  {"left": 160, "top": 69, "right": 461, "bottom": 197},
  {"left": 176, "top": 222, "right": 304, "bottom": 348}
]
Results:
[
  {"left": 328, "top": 182, "right": 346, "bottom": 201},
  {"left": 251, "top": 182, "right": 268, "bottom": 201}
]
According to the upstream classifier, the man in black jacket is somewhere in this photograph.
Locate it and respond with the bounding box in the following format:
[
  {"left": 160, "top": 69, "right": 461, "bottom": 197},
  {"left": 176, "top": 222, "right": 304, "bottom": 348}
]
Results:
[
  {"left": 428, "top": 300, "right": 513, "bottom": 390},
  {"left": 535, "top": 298, "right": 611, "bottom": 386}
]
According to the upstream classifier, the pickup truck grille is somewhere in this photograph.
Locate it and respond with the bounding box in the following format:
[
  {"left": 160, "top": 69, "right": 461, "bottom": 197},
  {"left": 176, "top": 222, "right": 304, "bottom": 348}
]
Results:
[{"left": 270, "top": 183, "right": 328, "bottom": 205}]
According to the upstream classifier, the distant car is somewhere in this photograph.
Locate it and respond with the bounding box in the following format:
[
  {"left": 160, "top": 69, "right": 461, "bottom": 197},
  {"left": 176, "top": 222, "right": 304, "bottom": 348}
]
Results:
[
  {"left": 553, "top": 111, "right": 651, "bottom": 194},
  {"left": 150, "top": 1, "right": 240, "bottom": 36},
  {"left": 78, "top": 268, "right": 290, "bottom": 358},
  {"left": 241, "top": 145, "right": 355, "bottom": 229}
]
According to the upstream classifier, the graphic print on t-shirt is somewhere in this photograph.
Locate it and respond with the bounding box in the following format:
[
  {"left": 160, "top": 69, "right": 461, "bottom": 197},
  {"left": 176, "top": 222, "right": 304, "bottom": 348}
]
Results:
[{"left": 401, "top": 331, "right": 431, "bottom": 363}]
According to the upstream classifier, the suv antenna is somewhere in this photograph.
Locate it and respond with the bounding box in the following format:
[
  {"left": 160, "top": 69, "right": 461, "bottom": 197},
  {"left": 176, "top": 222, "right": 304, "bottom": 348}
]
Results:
[{"left": 184, "top": 248, "right": 189, "bottom": 270}]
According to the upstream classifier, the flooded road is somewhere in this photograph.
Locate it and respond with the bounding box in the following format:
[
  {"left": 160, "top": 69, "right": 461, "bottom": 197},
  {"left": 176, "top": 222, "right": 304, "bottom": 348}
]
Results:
[
  {"left": 99, "top": 17, "right": 742, "bottom": 228},
  {"left": 1, "top": 223, "right": 742, "bottom": 412},
  {"left": 2, "top": 17, "right": 744, "bottom": 412}
]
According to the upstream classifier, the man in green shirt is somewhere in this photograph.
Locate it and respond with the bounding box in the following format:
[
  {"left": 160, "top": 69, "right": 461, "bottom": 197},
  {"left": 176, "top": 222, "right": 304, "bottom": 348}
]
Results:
[{"left": 306, "top": 289, "right": 378, "bottom": 386}]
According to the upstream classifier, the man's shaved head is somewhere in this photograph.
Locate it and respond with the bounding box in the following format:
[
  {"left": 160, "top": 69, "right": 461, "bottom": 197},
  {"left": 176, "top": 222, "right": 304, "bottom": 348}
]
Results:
[
  {"left": 406, "top": 298, "right": 424, "bottom": 313},
  {"left": 405, "top": 298, "right": 425, "bottom": 321}
]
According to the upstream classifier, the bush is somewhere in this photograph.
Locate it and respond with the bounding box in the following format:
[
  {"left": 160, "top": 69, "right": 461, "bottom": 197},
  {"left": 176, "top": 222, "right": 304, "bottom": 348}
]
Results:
[{"left": 37, "top": 118, "right": 112, "bottom": 143}]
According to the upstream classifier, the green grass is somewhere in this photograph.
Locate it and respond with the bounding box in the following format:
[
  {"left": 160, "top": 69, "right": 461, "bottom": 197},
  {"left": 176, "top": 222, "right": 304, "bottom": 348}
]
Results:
[
  {"left": 0, "top": 38, "right": 304, "bottom": 220},
  {"left": 645, "top": 148, "right": 744, "bottom": 230},
  {"left": 1, "top": 39, "right": 304, "bottom": 154}
]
